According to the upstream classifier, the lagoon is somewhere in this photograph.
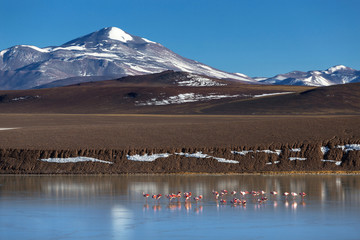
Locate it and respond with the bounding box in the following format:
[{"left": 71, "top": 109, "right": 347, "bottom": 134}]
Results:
[{"left": 0, "top": 174, "right": 359, "bottom": 240}]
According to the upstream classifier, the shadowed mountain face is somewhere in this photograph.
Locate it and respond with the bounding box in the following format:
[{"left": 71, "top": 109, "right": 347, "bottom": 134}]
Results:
[
  {"left": 0, "top": 70, "right": 359, "bottom": 115},
  {"left": 0, "top": 27, "right": 253, "bottom": 90}
]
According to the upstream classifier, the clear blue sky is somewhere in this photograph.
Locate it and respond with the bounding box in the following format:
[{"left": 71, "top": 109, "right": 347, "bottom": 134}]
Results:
[{"left": 0, "top": 0, "right": 359, "bottom": 77}]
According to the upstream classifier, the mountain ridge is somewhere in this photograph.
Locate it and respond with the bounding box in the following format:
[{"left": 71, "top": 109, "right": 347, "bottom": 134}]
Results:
[
  {"left": 258, "top": 65, "right": 360, "bottom": 86},
  {"left": 0, "top": 27, "right": 358, "bottom": 89},
  {"left": 0, "top": 27, "right": 253, "bottom": 90}
]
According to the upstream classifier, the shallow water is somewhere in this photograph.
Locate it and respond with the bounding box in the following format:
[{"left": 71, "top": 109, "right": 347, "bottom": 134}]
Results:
[{"left": 0, "top": 175, "right": 360, "bottom": 240}]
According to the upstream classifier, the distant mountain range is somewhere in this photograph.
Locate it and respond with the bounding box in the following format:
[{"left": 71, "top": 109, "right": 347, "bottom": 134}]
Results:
[
  {"left": 0, "top": 27, "right": 358, "bottom": 90},
  {"left": 257, "top": 65, "right": 360, "bottom": 86}
]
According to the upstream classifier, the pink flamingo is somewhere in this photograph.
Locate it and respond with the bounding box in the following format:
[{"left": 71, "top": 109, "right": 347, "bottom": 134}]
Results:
[
  {"left": 212, "top": 190, "right": 220, "bottom": 199},
  {"left": 231, "top": 191, "right": 237, "bottom": 195},
  {"left": 299, "top": 192, "right": 307, "bottom": 197},
  {"left": 291, "top": 192, "right": 298, "bottom": 198},
  {"left": 193, "top": 195, "right": 203, "bottom": 202},
  {"left": 270, "top": 191, "right": 278, "bottom": 195},
  {"left": 283, "top": 192, "right": 290, "bottom": 197},
  {"left": 183, "top": 192, "right": 192, "bottom": 201},
  {"left": 143, "top": 192, "right": 150, "bottom": 200},
  {"left": 239, "top": 191, "right": 248, "bottom": 198},
  {"left": 152, "top": 194, "right": 162, "bottom": 201},
  {"left": 166, "top": 193, "right": 176, "bottom": 202}
]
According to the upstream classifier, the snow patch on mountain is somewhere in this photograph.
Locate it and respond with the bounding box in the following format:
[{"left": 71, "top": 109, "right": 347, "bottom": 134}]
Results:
[
  {"left": 135, "top": 93, "right": 240, "bottom": 106},
  {"left": 107, "top": 27, "right": 133, "bottom": 42}
]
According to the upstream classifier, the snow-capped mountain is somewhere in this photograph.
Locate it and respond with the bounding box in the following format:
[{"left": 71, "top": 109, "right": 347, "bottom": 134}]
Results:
[
  {"left": 258, "top": 65, "right": 360, "bottom": 86},
  {"left": 0, "top": 27, "right": 253, "bottom": 90}
]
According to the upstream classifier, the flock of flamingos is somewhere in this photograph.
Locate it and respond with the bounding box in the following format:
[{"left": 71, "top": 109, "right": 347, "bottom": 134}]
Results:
[{"left": 143, "top": 189, "right": 307, "bottom": 206}]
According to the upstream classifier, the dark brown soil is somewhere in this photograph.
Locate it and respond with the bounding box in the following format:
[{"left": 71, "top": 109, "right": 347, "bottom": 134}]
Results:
[{"left": 0, "top": 114, "right": 359, "bottom": 174}]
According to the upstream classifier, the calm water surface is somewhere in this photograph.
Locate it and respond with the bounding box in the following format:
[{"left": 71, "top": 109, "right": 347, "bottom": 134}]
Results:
[{"left": 0, "top": 175, "right": 360, "bottom": 240}]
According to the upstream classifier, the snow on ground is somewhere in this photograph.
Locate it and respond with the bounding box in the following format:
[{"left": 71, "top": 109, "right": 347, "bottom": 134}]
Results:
[
  {"left": 231, "top": 150, "right": 254, "bottom": 156},
  {"left": 136, "top": 93, "right": 240, "bottom": 106},
  {"left": 126, "top": 153, "right": 171, "bottom": 162},
  {"left": 289, "top": 157, "right": 307, "bottom": 161},
  {"left": 256, "top": 150, "right": 282, "bottom": 155},
  {"left": 321, "top": 146, "right": 330, "bottom": 155},
  {"left": 253, "top": 92, "right": 294, "bottom": 98},
  {"left": 127, "top": 151, "right": 239, "bottom": 164},
  {"left": 39, "top": 157, "right": 113, "bottom": 164},
  {"left": 176, "top": 74, "right": 226, "bottom": 87},
  {"left": 0, "top": 128, "right": 18, "bottom": 131},
  {"left": 231, "top": 149, "right": 281, "bottom": 156},
  {"left": 211, "top": 157, "right": 239, "bottom": 164},
  {"left": 176, "top": 152, "right": 209, "bottom": 158},
  {"left": 321, "top": 159, "right": 342, "bottom": 166},
  {"left": 336, "top": 144, "right": 360, "bottom": 152},
  {"left": 266, "top": 161, "right": 280, "bottom": 165},
  {"left": 107, "top": 27, "right": 133, "bottom": 42},
  {"left": 290, "top": 148, "right": 301, "bottom": 152},
  {"left": 175, "top": 152, "right": 239, "bottom": 164}
]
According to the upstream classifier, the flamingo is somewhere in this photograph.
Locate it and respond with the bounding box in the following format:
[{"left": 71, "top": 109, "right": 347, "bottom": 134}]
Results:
[
  {"left": 231, "top": 190, "right": 237, "bottom": 195},
  {"left": 166, "top": 193, "right": 176, "bottom": 202},
  {"left": 261, "top": 196, "right": 268, "bottom": 201},
  {"left": 260, "top": 190, "right": 266, "bottom": 195},
  {"left": 230, "top": 198, "right": 240, "bottom": 204},
  {"left": 221, "top": 190, "right": 228, "bottom": 196},
  {"left": 176, "top": 192, "right": 182, "bottom": 201},
  {"left": 193, "top": 195, "right": 203, "bottom": 202},
  {"left": 220, "top": 199, "right": 227, "bottom": 204},
  {"left": 183, "top": 192, "right": 192, "bottom": 201},
  {"left": 212, "top": 190, "right": 220, "bottom": 199},
  {"left": 152, "top": 194, "right": 162, "bottom": 201},
  {"left": 270, "top": 191, "right": 278, "bottom": 195},
  {"left": 142, "top": 192, "right": 150, "bottom": 199},
  {"left": 283, "top": 192, "right": 290, "bottom": 197},
  {"left": 291, "top": 192, "right": 298, "bottom": 198},
  {"left": 239, "top": 191, "right": 248, "bottom": 198},
  {"left": 299, "top": 192, "right": 307, "bottom": 197},
  {"left": 251, "top": 191, "right": 260, "bottom": 196}
]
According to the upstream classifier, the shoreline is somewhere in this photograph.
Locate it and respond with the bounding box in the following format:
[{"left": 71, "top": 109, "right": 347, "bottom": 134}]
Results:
[{"left": 1, "top": 171, "right": 360, "bottom": 176}]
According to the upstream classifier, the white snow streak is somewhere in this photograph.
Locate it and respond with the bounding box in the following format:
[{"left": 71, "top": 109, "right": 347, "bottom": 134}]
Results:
[
  {"left": 231, "top": 149, "right": 281, "bottom": 156},
  {"left": 290, "top": 148, "right": 301, "bottom": 152},
  {"left": 289, "top": 157, "right": 307, "bottom": 161},
  {"left": 127, "top": 151, "right": 239, "bottom": 164},
  {"left": 253, "top": 92, "right": 294, "bottom": 98},
  {"left": 39, "top": 157, "right": 113, "bottom": 164},
  {"left": 256, "top": 150, "right": 282, "bottom": 155},
  {"left": 0, "top": 128, "right": 18, "bottom": 131},
  {"left": 321, "top": 159, "right": 342, "bottom": 166},
  {"left": 231, "top": 150, "right": 254, "bottom": 156},
  {"left": 126, "top": 153, "right": 171, "bottom": 162},
  {"left": 266, "top": 161, "right": 280, "bottom": 165},
  {"left": 136, "top": 93, "right": 239, "bottom": 106},
  {"left": 336, "top": 144, "right": 360, "bottom": 152}
]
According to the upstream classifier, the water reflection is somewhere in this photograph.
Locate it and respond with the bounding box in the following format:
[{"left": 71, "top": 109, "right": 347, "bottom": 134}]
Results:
[
  {"left": 1, "top": 175, "right": 359, "bottom": 240},
  {"left": 1, "top": 175, "right": 360, "bottom": 205}
]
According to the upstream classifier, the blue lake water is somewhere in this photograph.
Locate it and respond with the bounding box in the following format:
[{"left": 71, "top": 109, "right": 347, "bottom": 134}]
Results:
[{"left": 0, "top": 175, "right": 360, "bottom": 240}]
